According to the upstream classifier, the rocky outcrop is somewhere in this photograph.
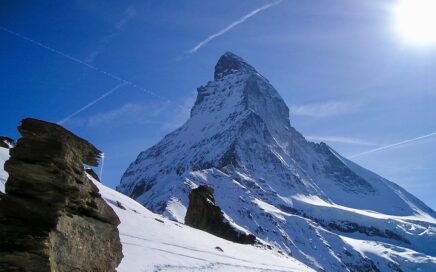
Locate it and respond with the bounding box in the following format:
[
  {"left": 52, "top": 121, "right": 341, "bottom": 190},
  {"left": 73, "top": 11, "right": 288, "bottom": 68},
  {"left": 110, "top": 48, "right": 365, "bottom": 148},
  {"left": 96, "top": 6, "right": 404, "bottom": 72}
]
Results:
[
  {"left": 0, "top": 136, "right": 14, "bottom": 148},
  {"left": 85, "top": 168, "right": 101, "bottom": 182},
  {"left": 185, "top": 185, "right": 256, "bottom": 245},
  {"left": 0, "top": 118, "right": 123, "bottom": 272}
]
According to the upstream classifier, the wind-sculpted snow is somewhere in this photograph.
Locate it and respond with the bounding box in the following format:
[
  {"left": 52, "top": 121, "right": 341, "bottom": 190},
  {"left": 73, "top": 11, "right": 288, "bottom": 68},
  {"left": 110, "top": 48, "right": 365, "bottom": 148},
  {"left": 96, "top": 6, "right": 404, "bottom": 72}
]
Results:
[{"left": 119, "top": 52, "right": 436, "bottom": 271}]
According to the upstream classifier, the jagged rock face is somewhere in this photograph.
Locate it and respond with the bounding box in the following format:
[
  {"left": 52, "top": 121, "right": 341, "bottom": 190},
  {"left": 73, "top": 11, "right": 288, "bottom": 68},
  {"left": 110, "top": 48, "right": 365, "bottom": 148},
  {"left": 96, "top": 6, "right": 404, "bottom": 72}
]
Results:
[
  {"left": 118, "top": 52, "right": 436, "bottom": 271},
  {"left": 0, "top": 118, "right": 123, "bottom": 272},
  {"left": 0, "top": 136, "right": 14, "bottom": 149},
  {"left": 185, "top": 185, "right": 256, "bottom": 244},
  {"left": 86, "top": 168, "right": 101, "bottom": 182}
]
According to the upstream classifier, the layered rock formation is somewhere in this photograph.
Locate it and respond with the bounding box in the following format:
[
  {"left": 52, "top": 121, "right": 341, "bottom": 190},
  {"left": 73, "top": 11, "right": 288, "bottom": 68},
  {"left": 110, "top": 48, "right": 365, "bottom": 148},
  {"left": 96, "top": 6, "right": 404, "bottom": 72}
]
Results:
[
  {"left": 185, "top": 185, "right": 256, "bottom": 244},
  {"left": 0, "top": 118, "right": 123, "bottom": 272}
]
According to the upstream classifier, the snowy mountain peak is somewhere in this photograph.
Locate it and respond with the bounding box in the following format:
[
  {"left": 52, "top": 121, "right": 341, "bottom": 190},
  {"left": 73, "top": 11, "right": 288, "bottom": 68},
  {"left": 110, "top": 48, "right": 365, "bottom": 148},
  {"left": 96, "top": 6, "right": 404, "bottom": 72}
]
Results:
[
  {"left": 119, "top": 53, "right": 436, "bottom": 271},
  {"left": 191, "top": 52, "right": 291, "bottom": 146},
  {"left": 214, "top": 52, "right": 257, "bottom": 80}
]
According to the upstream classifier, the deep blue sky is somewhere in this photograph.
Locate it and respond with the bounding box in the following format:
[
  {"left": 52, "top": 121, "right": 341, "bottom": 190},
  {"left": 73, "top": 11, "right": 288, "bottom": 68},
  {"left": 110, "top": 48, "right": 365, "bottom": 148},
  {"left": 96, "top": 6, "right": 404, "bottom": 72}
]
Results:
[{"left": 1, "top": 1, "right": 435, "bottom": 210}]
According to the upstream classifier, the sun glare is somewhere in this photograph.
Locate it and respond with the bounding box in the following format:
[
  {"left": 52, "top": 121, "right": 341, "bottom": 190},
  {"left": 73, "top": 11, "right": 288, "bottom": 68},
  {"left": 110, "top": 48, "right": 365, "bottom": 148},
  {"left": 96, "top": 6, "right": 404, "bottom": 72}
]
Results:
[{"left": 394, "top": 0, "right": 436, "bottom": 46}]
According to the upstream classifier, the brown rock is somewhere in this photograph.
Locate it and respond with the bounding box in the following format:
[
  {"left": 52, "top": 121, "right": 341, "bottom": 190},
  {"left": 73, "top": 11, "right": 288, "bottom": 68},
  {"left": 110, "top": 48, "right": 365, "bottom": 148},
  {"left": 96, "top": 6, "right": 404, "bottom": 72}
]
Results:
[
  {"left": 0, "top": 118, "right": 123, "bottom": 272},
  {"left": 185, "top": 185, "right": 256, "bottom": 245},
  {"left": 85, "top": 168, "right": 101, "bottom": 182}
]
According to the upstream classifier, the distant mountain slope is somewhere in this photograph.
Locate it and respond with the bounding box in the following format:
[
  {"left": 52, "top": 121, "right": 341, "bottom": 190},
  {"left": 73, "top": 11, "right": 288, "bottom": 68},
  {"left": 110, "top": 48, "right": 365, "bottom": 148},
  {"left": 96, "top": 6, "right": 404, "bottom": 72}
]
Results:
[
  {"left": 0, "top": 143, "right": 313, "bottom": 271},
  {"left": 118, "top": 52, "right": 436, "bottom": 271}
]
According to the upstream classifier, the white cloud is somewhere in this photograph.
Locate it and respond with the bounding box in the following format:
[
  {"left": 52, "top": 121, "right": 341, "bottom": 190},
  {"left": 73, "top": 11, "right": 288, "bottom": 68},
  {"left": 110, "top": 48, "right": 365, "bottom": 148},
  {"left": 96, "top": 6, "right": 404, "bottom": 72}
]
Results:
[
  {"left": 306, "top": 136, "right": 376, "bottom": 146},
  {"left": 65, "top": 95, "right": 195, "bottom": 131},
  {"left": 290, "top": 100, "right": 360, "bottom": 117},
  {"left": 66, "top": 101, "right": 167, "bottom": 128}
]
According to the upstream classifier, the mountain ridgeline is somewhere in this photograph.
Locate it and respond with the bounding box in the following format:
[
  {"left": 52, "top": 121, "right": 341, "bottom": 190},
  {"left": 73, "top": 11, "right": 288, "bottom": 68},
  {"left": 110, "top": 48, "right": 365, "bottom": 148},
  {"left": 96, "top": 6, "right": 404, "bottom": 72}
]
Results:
[{"left": 118, "top": 52, "right": 436, "bottom": 271}]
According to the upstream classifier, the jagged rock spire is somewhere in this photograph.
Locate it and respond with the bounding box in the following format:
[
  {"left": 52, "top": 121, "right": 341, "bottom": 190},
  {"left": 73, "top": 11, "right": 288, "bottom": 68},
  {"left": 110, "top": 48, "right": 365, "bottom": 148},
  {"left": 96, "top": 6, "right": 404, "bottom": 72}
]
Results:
[
  {"left": 118, "top": 52, "right": 436, "bottom": 272},
  {"left": 214, "top": 52, "right": 257, "bottom": 80}
]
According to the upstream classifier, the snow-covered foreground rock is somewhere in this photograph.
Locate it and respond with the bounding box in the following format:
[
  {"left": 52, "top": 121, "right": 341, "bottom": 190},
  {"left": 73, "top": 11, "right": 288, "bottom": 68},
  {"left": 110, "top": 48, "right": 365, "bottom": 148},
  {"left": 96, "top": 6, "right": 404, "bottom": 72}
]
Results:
[
  {"left": 118, "top": 52, "right": 436, "bottom": 271},
  {"left": 96, "top": 181, "right": 314, "bottom": 272}
]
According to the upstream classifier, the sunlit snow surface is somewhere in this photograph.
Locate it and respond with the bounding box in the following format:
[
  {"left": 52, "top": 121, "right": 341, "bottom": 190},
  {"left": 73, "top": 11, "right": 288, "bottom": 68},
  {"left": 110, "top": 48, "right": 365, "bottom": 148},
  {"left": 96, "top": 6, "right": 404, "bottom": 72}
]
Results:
[
  {"left": 0, "top": 152, "right": 312, "bottom": 271},
  {"left": 0, "top": 149, "right": 435, "bottom": 271},
  {"left": 118, "top": 53, "right": 436, "bottom": 271},
  {"left": 95, "top": 181, "right": 314, "bottom": 272}
]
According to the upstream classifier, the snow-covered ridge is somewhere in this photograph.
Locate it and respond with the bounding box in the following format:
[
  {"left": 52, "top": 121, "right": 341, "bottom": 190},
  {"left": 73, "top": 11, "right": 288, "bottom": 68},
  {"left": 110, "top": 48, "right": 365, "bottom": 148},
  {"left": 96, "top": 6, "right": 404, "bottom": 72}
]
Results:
[
  {"left": 118, "top": 52, "right": 436, "bottom": 271},
  {"left": 95, "top": 179, "right": 314, "bottom": 271}
]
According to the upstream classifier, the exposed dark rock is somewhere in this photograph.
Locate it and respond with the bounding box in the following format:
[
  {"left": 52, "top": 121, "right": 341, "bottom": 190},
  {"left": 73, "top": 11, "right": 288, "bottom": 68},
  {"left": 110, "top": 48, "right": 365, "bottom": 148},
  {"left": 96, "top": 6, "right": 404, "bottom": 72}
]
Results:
[
  {"left": 85, "top": 168, "right": 100, "bottom": 182},
  {"left": 214, "top": 52, "right": 256, "bottom": 80},
  {"left": 215, "top": 246, "right": 224, "bottom": 252},
  {"left": 344, "top": 260, "right": 381, "bottom": 272},
  {"left": 278, "top": 204, "right": 409, "bottom": 244},
  {"left": 185, "top": 185, "right": 256, "bottom": 244},
  {"left": 0, "top": 136, "right": 14, "bottom": 149},
  {"left": 116, "top": 201, "right": 126, "bottom": 210},
  {"left": 326, "top": 221, "right": 409, "bottom": 244},
  {"left": 154, "top": 218, "right": 164, "bottom": 224},
  {"left": 0, "top": 118, "right": 123, "bottom": 272}
]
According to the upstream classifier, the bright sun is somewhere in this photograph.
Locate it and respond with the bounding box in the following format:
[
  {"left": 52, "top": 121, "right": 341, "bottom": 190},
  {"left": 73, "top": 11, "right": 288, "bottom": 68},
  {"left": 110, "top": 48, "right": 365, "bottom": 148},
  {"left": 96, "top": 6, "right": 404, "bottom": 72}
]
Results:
[{"left": 394, "top": 0, "right": 436, "bottom": 46}]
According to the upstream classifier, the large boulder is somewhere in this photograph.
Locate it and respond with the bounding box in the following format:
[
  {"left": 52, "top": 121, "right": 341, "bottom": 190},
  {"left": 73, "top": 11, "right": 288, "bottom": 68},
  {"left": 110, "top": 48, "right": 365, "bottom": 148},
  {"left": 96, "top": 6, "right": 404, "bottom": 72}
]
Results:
[
  {"left": 185, "top": 185, "right": 256, "bottom": 245},
  {"left": 0, "top": 118, "right": 123, "bottom": 272}
]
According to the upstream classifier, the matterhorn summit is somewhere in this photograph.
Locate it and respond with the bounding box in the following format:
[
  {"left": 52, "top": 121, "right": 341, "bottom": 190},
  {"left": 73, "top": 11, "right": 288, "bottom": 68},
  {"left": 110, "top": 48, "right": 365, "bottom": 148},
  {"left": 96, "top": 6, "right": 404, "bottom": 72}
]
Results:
[{"left": 118, "top": 52, "right": 436, "bottom": 271}]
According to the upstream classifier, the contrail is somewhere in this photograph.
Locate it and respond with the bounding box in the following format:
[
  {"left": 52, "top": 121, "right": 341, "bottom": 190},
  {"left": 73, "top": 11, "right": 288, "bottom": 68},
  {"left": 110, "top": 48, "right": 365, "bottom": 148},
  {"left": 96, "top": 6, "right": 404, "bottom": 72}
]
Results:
[
  {"left": 188, "top": 0, "right": 283, "bottom": 54},
  {"left": 349, "top": 132, "right": 436, "bottom": 159},
  {"left": 57, "top": 83, "right": 127, "bottom": 125},
  {"left": 0, "top": 26, "right": 186, "bottom": 110}
]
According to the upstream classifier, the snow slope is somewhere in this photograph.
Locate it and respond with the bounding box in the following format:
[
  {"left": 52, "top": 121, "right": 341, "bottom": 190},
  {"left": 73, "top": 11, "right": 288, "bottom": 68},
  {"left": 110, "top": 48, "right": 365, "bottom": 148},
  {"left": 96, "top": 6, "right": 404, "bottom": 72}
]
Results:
[
  {"left": 96, "top": 180, "right": 314, "bottom": 272},
  {"left": 0, "top": 149, "right": 313, "bottom": 271},
  {"left": 118, "top": 52, "right": 436, "bottom": 271}
]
